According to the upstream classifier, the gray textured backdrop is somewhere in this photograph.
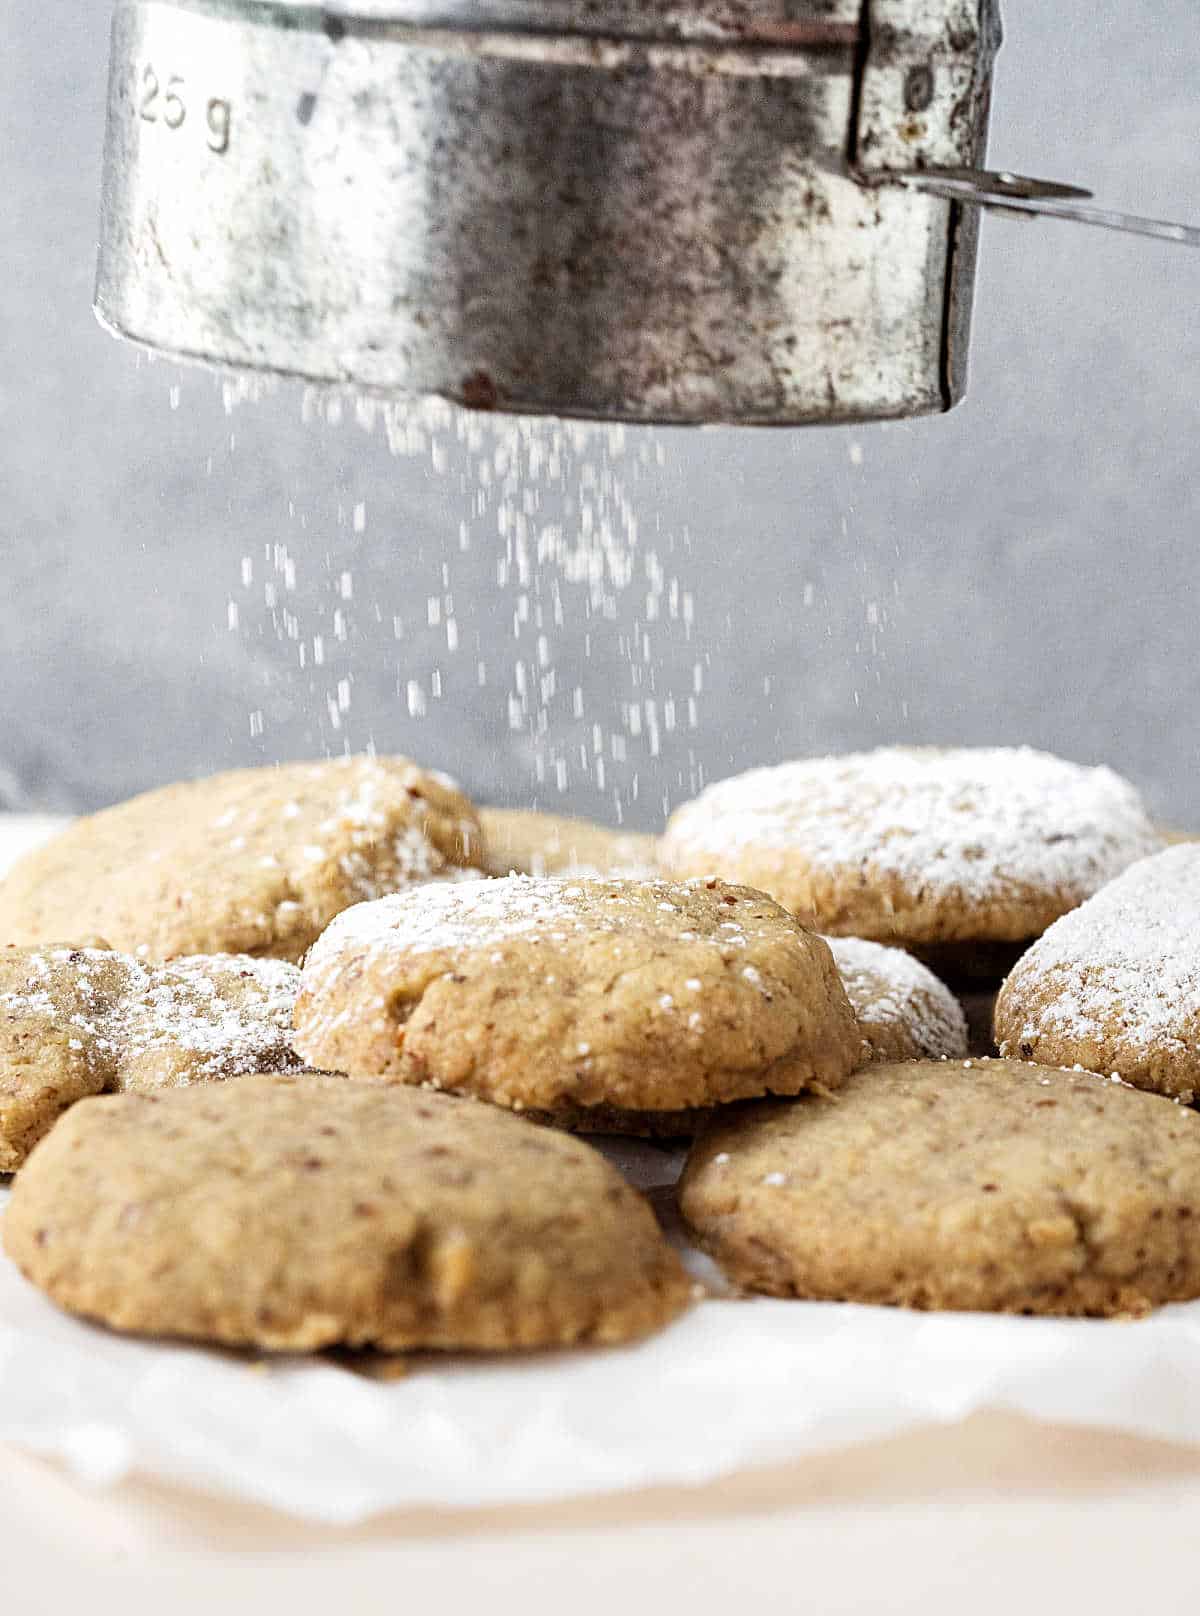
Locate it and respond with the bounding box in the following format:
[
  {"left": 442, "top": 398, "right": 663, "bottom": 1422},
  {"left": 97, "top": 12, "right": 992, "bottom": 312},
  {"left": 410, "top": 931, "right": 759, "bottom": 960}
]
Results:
[{"left": 1, "top": 2, "right": 1197, "bottom": 829}]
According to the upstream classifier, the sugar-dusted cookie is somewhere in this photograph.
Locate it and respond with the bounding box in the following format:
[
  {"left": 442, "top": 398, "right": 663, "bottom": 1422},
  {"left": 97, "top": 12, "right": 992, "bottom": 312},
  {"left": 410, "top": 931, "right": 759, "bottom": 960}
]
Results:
[
  {"left": 681, "top": 1059, "right": 1200, "bottom": 1317},
  {"left": 4, "top": 1075, "right": 693, "bottom": 1352},
  {"left": 660, "top": 747, "right": 1161, "bottom": 948},
  {"left": 294, "top": 876, "right": 861, "bottom": 1114},
  {"left": 995, "top": 844, "right": 1200, "bottom": 1102},
  {"left": 824, "top": 937, "right": 967, "bottom": 1063},
  {"left": 0, "top": 943, "right": 302, "bottom": 1169},
  {"left": 479, "top": 808, "right": 659, "bottom": 879},
  {"left": 0, "top": 756, "right": 482, "bottom": 963}
]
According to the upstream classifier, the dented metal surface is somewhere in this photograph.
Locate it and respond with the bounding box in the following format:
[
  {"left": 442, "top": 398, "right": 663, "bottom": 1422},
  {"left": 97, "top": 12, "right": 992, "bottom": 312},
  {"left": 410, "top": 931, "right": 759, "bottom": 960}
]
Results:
[{"left": 95, "top": 0, "right": 1002, "bottom": 423}]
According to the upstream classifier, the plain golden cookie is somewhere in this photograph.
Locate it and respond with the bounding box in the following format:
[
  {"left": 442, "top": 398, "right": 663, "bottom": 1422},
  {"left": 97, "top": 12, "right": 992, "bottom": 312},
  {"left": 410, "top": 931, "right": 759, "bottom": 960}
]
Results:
[
  {"left": 479, "top": 808, "right": 658, "bottom": 879},
  {"left": 293, "top": 875, "right": 861, "bottom": 1114},
  {"left": 825, "top": 936, "right": 967, "bottom": 1063},
  {"left": 995, "top": 844, "right": 1200, "bottom": 1102},
  {"left": 0, "top": 756, "right": 482, "bottom": 963},
  {"left": 680, "top": 1059, "right": 1200, "bottom": 1317},
  {"left": 0, "top": 944, "right": 302, "bottom": 1169},
  {"left": 660, "top": 746, "right": 1161, "bottom": 948},
  {"left": 4, "top": 1075, "right": 693, "bottom": 1352}
]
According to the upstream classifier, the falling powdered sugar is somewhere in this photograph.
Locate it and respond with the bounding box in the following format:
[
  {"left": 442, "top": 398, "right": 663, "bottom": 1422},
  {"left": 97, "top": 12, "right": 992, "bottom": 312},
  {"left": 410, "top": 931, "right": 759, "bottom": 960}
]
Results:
[{"left": 221, "top": 390, "right": 703, "bottom": 825}]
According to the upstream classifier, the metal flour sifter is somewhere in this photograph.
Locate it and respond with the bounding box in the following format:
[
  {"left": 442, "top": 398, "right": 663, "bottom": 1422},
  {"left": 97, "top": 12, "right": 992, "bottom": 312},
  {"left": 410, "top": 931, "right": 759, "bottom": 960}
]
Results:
[{"left": 94, "top": 1, "right": 1199, "bottom": 425}]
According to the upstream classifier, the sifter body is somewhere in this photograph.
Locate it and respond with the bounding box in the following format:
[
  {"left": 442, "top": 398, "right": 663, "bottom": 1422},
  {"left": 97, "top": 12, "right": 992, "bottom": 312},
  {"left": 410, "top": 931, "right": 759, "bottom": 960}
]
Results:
[{"left": 95, "top": 1, "right": 1003, "bottom": 424}]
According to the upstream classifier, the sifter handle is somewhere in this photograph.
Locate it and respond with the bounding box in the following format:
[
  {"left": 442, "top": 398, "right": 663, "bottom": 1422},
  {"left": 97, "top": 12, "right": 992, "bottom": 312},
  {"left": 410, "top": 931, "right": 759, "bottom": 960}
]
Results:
[{"left": 889, "top": 167, "right": 1200, "bottom": 249}]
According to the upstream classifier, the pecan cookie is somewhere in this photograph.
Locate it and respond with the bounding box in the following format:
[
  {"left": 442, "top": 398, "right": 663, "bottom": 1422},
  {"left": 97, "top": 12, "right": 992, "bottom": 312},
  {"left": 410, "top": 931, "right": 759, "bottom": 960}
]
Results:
[
  {"left": 4, "top": 1075, "right": 693, "bottom": 1352},
  {"left": 995, "top": 844, "right": 1200, "bottom": 1102},
  {"left": 0, "top": 943, "right": 301, "bottom": 1168},
  {"left": 681, "top": 1059, "right": 1200, "bottom": 1317},
  {"left": 824, "top": 936, "right": 967, "bottom": 1063},
  {"left": 0, "top": 756, "right": 482, "bottom": 962},
  {"left": 660, "top": 747, "right": 1161, "bottom": 949},
  {"left": 293, "top": 876, "right": 860, "bottom": 1114}
]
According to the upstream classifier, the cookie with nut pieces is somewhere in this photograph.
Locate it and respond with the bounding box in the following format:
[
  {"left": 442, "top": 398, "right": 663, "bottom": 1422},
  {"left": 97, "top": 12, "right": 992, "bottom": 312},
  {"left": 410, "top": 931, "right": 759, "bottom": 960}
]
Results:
[
  {"left": 0, "top": 943, "right": 303, "bottom": 1169},
  {"left": 824, "top": 936, "right": 967, "bottom": 1063},
  {"left": 4, "top": 1075, "right": 693, "bottom": 1352},
  {"left": 660, "top": 746, "right": 1162, "bottom": 950},
  {"left": 293, "top": 875, "right": 861, "bottom": 1116},
  {"left": 995, "top": 843, "right": 1200, "bottom": 1102},
  {"left": 0, "top": 756, "right": 482, "bottom": 963},
  {"left": 680, "top": 1058, "right": 1200, "bottom": 1317}
]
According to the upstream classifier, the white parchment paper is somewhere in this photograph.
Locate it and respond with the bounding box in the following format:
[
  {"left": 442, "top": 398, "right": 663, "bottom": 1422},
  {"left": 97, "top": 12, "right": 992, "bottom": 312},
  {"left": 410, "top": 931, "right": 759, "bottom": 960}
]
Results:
[{"left": 2, "top": 815, "right": 1200, "bottom": 1523}]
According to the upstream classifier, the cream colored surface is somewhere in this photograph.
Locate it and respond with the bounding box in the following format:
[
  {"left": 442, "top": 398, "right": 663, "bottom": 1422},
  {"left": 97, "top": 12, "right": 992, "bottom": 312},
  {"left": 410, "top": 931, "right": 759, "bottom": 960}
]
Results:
[
  {"left": 3, "top": 820, "right": 1200, "bottom": 1605},
  {"left": 3, "top": 1417, "right": 1200, "bottom": 1614}
]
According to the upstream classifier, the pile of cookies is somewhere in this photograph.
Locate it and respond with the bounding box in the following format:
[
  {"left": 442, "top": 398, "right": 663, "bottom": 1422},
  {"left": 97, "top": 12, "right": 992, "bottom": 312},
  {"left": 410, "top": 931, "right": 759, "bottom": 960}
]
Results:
[{"left": 3, "top": 744, "right": 1200, "bottom": 1362}]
